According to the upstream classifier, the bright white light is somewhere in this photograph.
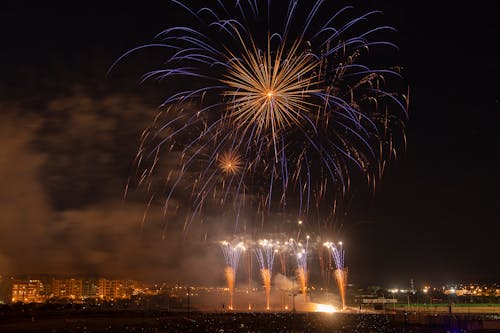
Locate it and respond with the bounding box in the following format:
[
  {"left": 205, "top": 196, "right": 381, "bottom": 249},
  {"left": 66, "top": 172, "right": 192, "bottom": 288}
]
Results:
[{"left": 314, "top": 303, "right": 337, "bottom": 313}]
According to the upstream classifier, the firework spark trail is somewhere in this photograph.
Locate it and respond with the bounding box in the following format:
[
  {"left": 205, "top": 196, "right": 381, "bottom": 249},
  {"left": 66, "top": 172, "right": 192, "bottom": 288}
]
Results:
[
  {"left": 260, "top": 268, "right": 272, "bottom": 310},
  {"left": 324, "top": 241, "right": 347, "bottom": 310},
  {"left": 278, "top": 251, "right": 287, "bottom": 276},
  {"left": 324, "top": 241, "right": 344, "bottom": 270},
  {"left": 275, "top": 242, "right": 289, "bottom": 311},
  {"left": 318, "top": 243, "right": 332, "bottom": 289},
  {"left": 220, "top": 241, "right": 246, "bottom": 309},
  {"left": 224, "top": 267, "right": 236, "bottom": 309},
  {"left": 289, "top": 236, "right": 310, "bottom": 302},
  {"left": 334, "top": 267, "right": 348, "bottom": 311},
  {"left": 255, "top": 239, "right": 277, "bottom": 310},
  {"left": 114, "top": 0, "right": 408, "bottom": 234}
]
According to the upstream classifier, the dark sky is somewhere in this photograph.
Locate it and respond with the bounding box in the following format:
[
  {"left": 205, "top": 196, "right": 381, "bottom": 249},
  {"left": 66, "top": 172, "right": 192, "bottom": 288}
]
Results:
[{"left": 0, "top": 1, "right": 498, "bottom": 288}]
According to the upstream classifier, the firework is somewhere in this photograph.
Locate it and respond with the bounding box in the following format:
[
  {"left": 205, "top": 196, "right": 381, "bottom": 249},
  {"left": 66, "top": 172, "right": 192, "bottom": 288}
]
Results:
[
  {"left": 255, "top": 239, "right": 277, "bottom": 310},
  {"left": 274, "top": 241, "right": 289, "bottom": 311},
  {"left": 324, "top": 241, "right": 347, "bottom": 310},
  {"left": 318, "top": 242, "right": 333, "bottom": 290},
  {"left": 334, "top": 268, "right": 348, "bottom": 311},
  {"left": 289, "top": 236, "right": 310, "bottom": 302},
  {"left": 220, "top": 240, "right": 246, "bottom": 309},
  {"left": 270, "top": 240, "right": 287, "bottom": 276},
  {"left": 115, "top": 0, "right": 408, "bottom": 234},
  {"left": 218, "top": 150, "right": 243, "bottom": 175}
]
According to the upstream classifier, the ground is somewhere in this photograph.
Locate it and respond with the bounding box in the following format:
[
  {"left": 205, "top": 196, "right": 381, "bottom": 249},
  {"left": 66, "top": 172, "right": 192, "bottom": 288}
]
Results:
[{"left": 0, "top": 310, "right": 499, "bottom": 332}]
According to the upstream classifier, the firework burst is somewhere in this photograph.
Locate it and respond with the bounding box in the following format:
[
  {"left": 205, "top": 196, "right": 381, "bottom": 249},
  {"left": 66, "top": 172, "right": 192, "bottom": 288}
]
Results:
[
  {"left": 115, "top": 0, "right": 408, "bottom": 234},
  {"left": 222, "top": 38, "right": 322, "bottom": 149},
  {"left": 218, "top": 150, "right": 243, "bottom": 175}
]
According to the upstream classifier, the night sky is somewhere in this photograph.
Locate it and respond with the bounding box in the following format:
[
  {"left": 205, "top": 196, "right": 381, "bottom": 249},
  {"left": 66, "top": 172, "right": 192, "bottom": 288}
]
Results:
[{"left": 1, "top": 1, "right": 498, "bottom": 287}]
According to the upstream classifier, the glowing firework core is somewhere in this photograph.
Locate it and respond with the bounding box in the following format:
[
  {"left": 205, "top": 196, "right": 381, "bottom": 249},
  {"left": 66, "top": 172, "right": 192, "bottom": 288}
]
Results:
[
  {"left": 218, "top": 151, "right": 243, "bottom": 175},
  {"left": 314, "top": 303, "right": 337, "bottom": 313},
  {"left": 223, "top": 39, "right": 321, "bottom": 135}
]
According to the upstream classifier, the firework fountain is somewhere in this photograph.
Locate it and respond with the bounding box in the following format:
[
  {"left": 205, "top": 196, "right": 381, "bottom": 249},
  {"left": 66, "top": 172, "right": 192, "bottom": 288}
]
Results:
[
  {"left": 255, "top": 239, "right": 277, "bottom": 310},
  {"left": 324, "top": 241, "right": 347, "bottom": 310},
  {"left": 220, "top": 240, "right": 246, "bottom": 310},
  {"left": 289, "top": 236, "right": 310, "bottom": 302}
]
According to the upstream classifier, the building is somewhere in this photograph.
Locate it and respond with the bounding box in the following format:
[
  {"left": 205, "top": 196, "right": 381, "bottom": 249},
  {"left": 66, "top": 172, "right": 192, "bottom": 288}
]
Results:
[
  {"left": 11, "top": 279, "right": 46, "bottom": 303},
  {"left": 52, "top": 278, "right": 83, "bottom": 299},
  {"left": 82, "top": 278, "right": 99, "bottom": 298},
  {"left": 98, "top": 279, "right": 120, "bottom": 299},
  {"left": 98, "top": 279, "right": 136, "bottom": 300}
]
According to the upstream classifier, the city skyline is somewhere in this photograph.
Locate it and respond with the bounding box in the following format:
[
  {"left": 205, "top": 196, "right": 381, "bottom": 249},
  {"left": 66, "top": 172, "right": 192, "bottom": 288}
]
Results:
[{"left": 3, "top": 273, "right": 499, "bottom": 305}]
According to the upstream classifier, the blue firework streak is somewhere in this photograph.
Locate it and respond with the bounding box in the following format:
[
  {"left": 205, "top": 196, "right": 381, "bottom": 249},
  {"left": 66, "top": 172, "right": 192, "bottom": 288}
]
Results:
[
  {"left": 324, "top": 240, "right": 348, "bottom": 309},
  {"left": 288, "top": 235, "right": 310, "bottom": 300},
  {"left": 324, "top": 240, "right": 344, "bottom": 270},
  {"left": 220, "top": 240, "right": 246, "bottom": 272},
  {"left": 288, "top": 236, "right": 309, "bottom": 278},
  {"left": 254, "top": 239, "right": 277, "bottom": 309},
  {"left": 115, "top": 0, "right": 408, "bottom": 233},
  {"left": 220, "top": 240, "right": 246, "bottom": 309},
  {"left": 254, "top": 239, "right": 277, "bottom": 274}
]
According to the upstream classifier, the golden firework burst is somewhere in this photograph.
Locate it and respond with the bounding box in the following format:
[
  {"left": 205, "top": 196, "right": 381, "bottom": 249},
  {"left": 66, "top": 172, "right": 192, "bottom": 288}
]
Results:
[
  {"left": 222, "top": 37, "right": 323, "bottom": 137},
  {"left": 218, "top": 150, "right": 243, "bottom": 174}
]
